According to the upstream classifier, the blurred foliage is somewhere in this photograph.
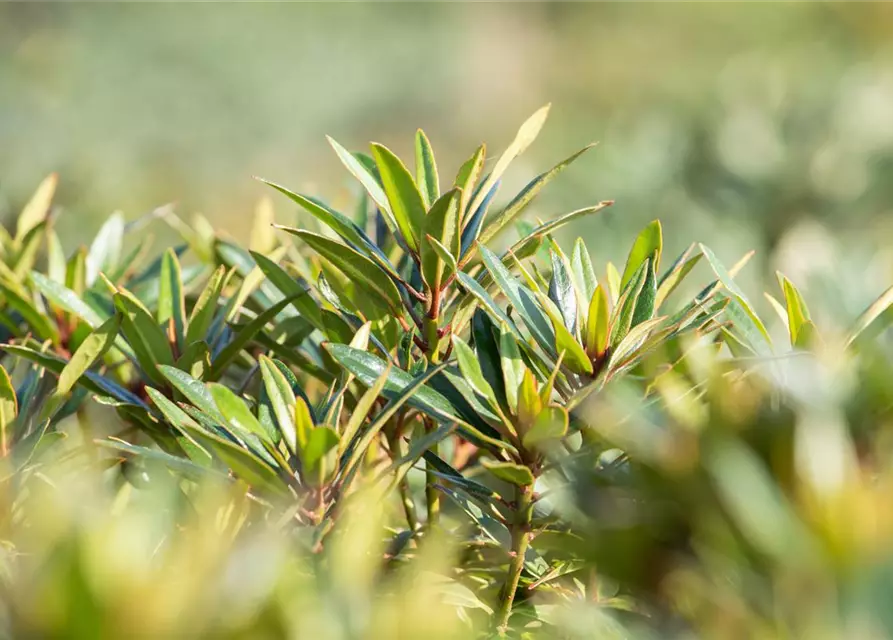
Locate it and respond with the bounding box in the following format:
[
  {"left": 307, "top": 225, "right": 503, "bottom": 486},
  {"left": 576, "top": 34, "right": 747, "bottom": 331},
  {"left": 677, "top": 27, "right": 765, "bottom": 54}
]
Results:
[{"left": 3, "top": 3, "right": 893, "bottom": 284}]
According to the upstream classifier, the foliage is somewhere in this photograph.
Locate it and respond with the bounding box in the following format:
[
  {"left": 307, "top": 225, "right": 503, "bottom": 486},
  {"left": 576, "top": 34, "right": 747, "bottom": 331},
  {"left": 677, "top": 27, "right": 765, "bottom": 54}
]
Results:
[{"left": 2, "top": 112, "right": 893, "bottom": 638}]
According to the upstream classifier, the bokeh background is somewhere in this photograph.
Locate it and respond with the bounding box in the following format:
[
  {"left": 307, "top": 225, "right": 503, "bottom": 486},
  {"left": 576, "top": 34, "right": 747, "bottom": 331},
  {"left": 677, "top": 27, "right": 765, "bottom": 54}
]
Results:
[{"left": 3, "top": 3, "right": 893, "bottom": 309}]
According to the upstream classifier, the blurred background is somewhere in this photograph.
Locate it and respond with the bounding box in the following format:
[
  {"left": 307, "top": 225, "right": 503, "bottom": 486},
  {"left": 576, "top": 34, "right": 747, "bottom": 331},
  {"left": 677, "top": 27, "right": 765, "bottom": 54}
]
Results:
[{"left": 3, "top": 3, "right": 893, "bottom": 308}]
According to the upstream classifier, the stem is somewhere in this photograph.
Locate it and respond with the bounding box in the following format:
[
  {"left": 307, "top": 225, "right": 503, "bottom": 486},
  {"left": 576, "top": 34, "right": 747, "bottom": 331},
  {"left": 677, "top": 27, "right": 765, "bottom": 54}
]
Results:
[{"left": 496, "top": 483, "right": 533, "bottom": 634}]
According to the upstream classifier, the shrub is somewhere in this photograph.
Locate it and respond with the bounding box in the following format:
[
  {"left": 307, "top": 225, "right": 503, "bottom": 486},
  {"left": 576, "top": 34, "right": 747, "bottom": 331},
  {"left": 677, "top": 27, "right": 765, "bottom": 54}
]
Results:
[{"left": 1, "top": 110, "right": 893, "bottom": 637}]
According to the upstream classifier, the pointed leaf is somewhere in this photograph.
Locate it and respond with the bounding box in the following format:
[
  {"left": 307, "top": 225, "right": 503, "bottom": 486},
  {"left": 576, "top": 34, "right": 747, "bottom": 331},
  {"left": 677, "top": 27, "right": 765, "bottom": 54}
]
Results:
[
  {"left": 621, "top": 220, "right": 662, "bottom": 289},
  {"left": 480, "top": 142, "right": 595, "bottom": 245},
  {"left": 370, "top": 143, "right": 427, "bottom": 252},
  {"left": 415, "top": 129, "right": 439, "bottom": 208}
]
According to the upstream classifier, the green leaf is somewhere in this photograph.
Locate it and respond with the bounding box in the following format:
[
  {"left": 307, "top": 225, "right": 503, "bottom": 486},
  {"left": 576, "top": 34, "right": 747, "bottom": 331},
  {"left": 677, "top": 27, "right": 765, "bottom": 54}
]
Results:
[
  {"left": 301, "top": 426, "right": 339, "bottom": 484},
  {"left": 207, "top": 294, "right": 301, "bottom": 381},
  {"left": 86, "top": 212, "right": 125, "bottom": 284},
  {"left": 480, "top": 245, "right": 554, "bottom": 352},
  {"left": 585, "top": 284, "right": 610, "bottom": 357},
  {"left": 499, "top": 325, "right": 525, "bottom": 414},
  {"left": 630, "top": 257, "right": 657, "bottom": 328},
  {"left": 522, "top": 406, "right": 568, "bottom": 449},
  {"left": 371, "top": 142, "right": 427, "bottom": 253},
  {"left": 327, "top": 136, "right": 398, "bottom": 234},
  {"left": 339, "top": 366, "right": 390, "bottom": 456},
  {"left": 259, "top": 356, "right": 297, "bottom": 454},
  {"left": 779, "top": 273, "right": 812, "bottom": 348},
  {"left": 610, "top": 261, "right": 648, "bottom": 349},
  {"left": 508, "top": 202, "right": 613, "bottom": 260},
  {"left": 548, "top": 248, "right": 577, "bottom": 333},
  {"left": 0, "top": 279, "right": 59, "bottom": 343},
  {"left": 453, "top": 336, "right": 498, "bottom": 406},
  {"left": 13, "top": 222, "right": 47, "bottom": 281},
  {"left": 481, "top": 460, "right": 535, "bottom": 487},
  {"left": 159, "top": 365, "right": 225, "bottom": 424},
  {"left": 421, "top": 188, "right": 460, "bottom": 291},
  {"left": 467, "top": 105, "right": 550, "bottom": 222},
  {"left": 285, "top": 230, "right": 402, "bottom": 314},
  {"left": 479, "top": 142, "right": 595, "bottom": 246},
  {"left": 547, "top": 309, "right": 593, "bottom": 375},
  {"left": 209, "top": 383, "right": 269, "bottom": 443},
  {"left": 250, "top": 250, "right": 323, "bottom": 330},
  {"left": 699, "top": 244, "right": 772, "bottom": 354},
  {"left": 16, "top": 173, "right": 57, "bottom": 243},
  {"left": 31, "top": 271, "right": 105, "bottom": 328},
  {"left": 261, "top": 179, "right": 382, "bottom": 263},
  {"left": 848, "top": 284, "right": 893, "bottom": 346},
  {"left": 4, "top": 345, "right": 146, "bottom": 408},
  {"left": 570, "top": 237, "right": 598, "bottom": 308},
  {"left": 57, "top": 314, "right": 120, "bottom": 396},
  {"left": 655, "top": 244, "right": 701, "bottom": 309},
  {"left": 114, "top": 291, "right": 174, "bottom": 386},
  {"left": 425, "top": 235, "right": 458, "bottom": 284},
  {"left": 621, "top": 220, "right": 662, "bottom": 289},
  {"left": 453, "top": 144, "right": 486, "bottom": 223},
  {"left": 180, "top": 424, "right": 289, "bottom": 496},
  {"left": 415, "top": 129, "right": 439, "bottom": 208},
  {"left": 158, "top": 249, "right": 186, "bottom": 351},
  {"left": 185, "top": 266, "right": 231, "bottom": 345},
  {"left": 325, "top": 344, "right": 460, "bottom": 424},
  {"left": 97, "top": 439, "right": 217, "bottom": 481}
]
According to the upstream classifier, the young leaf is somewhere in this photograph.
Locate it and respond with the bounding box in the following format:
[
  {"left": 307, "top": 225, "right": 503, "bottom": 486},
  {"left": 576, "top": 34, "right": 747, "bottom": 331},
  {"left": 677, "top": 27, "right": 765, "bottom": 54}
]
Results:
[
  {"left": 570, "top": 237, "right": 598, "bottom": 308},
  {"left": 16, "top": 173, "right": 57, "bottom": 243},
  {"left": 421, "top": 189, "right": 460, "bottom": 291},
  {"left": 415, "top": 129, "right": 440, "bottom": 208},
  {"left": 779, "top": 273, "right": 812, "bottom": 348},
  {"left": 466, "top": 105, "right": 551, "bottom": 220},
  {"left": 585, "top": 284, "right": 610, "bottom": 358},
  {"left": 621, "top": 220, "right": 662, "bottom": 289},
  {"left": 522, "top": 406, "right": 569, "bottom": 450},
  {"left": 548, "top": 312, "right": 593, "bottom": 375},
  {"left": 499, "top": 325, "right": 525, "bottom": 414},
  {"left": 630, "top": 257, "right": 657, "bottom": 328},
  {"left": 86, "top": 212, "right": 125, "bottom": 284},
  {"left": 158, "top": 249, "right": 186, "bottom": 351},
  {"left": 548, "top": 248, "right": 577, "bottom": 333},
  {"left": 453, "top": 144, "right": 486, "bottom": 223},
  {"left": 371, "top": 142, "right": 427, "bottom": 252},
  {"left": 259, "top": 356, "right": 297, "bottom": 454},
  {"left": 848, "top": 284, "right": 893, "bottom": 346},
  {"left": 610, "top": 261, "right": 648, "bottom": 349}
]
